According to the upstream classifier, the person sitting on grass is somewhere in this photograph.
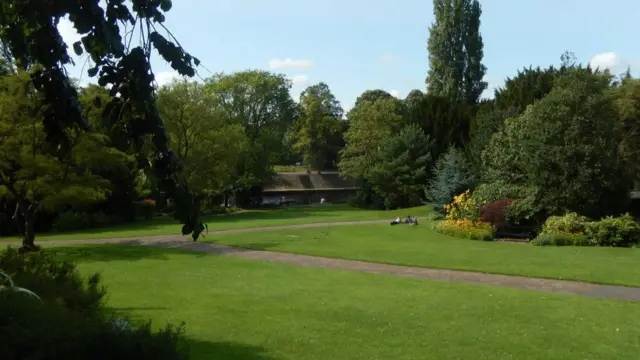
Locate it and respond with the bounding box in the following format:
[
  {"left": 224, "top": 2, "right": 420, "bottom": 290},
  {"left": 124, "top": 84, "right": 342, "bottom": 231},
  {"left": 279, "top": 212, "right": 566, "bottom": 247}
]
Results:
[{"left": 390, "top": 217, "right": 401, "bottom": 225}]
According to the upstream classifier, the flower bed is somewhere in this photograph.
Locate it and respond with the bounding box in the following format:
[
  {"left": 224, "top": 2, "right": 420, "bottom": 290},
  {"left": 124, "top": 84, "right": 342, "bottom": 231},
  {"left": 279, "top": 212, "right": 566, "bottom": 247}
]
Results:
[{"left": 435, "top": 219, "right": 496, "bottom": 241}]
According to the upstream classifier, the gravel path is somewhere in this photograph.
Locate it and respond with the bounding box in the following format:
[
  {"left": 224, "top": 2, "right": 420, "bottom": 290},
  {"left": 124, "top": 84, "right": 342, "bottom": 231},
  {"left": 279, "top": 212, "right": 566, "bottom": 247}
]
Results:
[
  {"left": 11, "top": 219, "right": 390, "bottom": 246},
  {"left": 6, "top": 220, "right": 640, "bottom": 302}
]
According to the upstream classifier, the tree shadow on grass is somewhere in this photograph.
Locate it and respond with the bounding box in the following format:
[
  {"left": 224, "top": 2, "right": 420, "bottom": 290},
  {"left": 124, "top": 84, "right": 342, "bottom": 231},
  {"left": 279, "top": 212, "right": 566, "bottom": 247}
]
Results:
[
  {"left": 106, "top": 306, "right": 280, "bottom": 360},
  {"left": 45, "top": 244, "right": 211, "bottom": 263},
  {"left": 188, "top": 340, "right": 280, "bottom": 360}
]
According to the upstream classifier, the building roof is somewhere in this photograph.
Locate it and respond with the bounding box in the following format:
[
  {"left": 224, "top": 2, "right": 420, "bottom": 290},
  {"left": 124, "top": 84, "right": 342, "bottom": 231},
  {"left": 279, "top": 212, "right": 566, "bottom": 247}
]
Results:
[{"left": 264, "top": 172, "right": 357, "bottom": 192}]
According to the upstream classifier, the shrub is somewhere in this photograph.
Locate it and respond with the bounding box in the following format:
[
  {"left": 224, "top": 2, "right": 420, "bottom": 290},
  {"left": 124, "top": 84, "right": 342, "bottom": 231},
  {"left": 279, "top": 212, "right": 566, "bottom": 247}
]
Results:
[
  {"left": 0, "top": 247, "right": 188, "bottom": 360},
  {"left": 0, "top": 292, "right": 189, "bottom": 360},
  {"left": 0, "top": 247, "right": 105, "bottom": 315},
  {"left": 531, "top": 232, "right": 591, "bottom": 246},
  {"left": 471, "top": 181, "right": 542, "bottom": 225},
  {"left": 443, "top": 190, "right": 480, "bottom": 221},
  {"left": 134, "top": 199, "right": 156, "bottom": 220},
  {"left": 436, "top": 219, "right": 496, "bottom": 241},
  {"left": 540, "top": 212, "right": 590, "bottom": 235},
  {"left": 479, "top": 199, "right": 513, "bottom": 232},
  {"left": 585, "top": 214, "right": 640, "bottom": 247},
  {"left": 52, "top": 211, "right": 92, "bottom": 232},
  {"left": 90, "top": 211, "right": 113, "bottom": 228}
]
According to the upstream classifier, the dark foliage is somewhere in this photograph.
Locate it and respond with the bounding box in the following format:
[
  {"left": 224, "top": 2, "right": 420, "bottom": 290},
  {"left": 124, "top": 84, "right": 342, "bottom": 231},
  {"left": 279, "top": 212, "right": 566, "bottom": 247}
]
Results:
[
  {"left": 493, "top": 65, "right": 559, "bottom": 112},
  {"left": 405, "top": 94, "right": 472, "bottom": 160},
  {"left": 0, "top": 247, "right": 105, "bottom": 315},
  {"left": 479, "top": 199, "right": 513, "bottom": 232},
  {"left": 348, "top": 178, "right": 386, "bottom": 210},
  {"left": 0, "top": 0, "right": 205, "bottom": 244},
  {"left": 0, "top": 246, "right": 189, "bottom": 359},
  {"left": 134, "top": 200, "right": 157, "bottom": 220},
  {"left": 0, "top": 289, "right": 188, "bottom": 360}
]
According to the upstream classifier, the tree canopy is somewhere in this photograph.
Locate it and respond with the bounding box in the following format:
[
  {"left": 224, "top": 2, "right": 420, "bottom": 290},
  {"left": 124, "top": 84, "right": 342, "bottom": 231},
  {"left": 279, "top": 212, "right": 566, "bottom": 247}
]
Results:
[
  {"left": 368, "top": 124, "right": 433, "bottom": 209},
  {"left": 157, "top": 79, "right": 248, "bottom": 199},
  {"left": 427, "top": 0, "right": 487, "bottom": 104},
  {"left": 339, "top": 97, "right": 406, "bottom": 177},
  {"left": 0, "top": 0, "right": 206, "bottom": 245},
  {"left": 0, "top": 72, "right": 130, "bottom": 249},
  {"left": 482, "top": 70, "right": 631, "bottom": 221},
  {"left": 292, "top": 82, "right": 344, "bottom": 170}
]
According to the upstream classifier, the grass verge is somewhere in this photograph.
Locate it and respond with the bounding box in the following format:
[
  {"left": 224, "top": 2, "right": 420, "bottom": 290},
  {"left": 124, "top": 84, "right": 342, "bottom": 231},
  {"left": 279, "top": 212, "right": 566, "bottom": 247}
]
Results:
[
  {"left": 0, "top": 204, "right": 431, "bottom": 242},
  {"left": 48, "top": 244, "right": 640, "bottom": 360},
  {"left": 210, "top": 224, "right": 640, "bottom": 287}
]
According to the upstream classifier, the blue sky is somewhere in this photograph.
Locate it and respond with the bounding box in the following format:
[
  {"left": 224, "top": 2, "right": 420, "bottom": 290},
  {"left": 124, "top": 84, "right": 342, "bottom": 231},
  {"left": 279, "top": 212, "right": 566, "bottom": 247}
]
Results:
[{"left": 59, "top": 0, "right": 640, "bottom": 112}]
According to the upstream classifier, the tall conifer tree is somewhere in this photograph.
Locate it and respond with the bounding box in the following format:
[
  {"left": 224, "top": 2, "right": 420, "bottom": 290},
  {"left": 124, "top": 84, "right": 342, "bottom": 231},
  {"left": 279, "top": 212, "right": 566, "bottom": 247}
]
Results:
[{"left": 426, "top": 0, "right": 487, "bottom": 104}]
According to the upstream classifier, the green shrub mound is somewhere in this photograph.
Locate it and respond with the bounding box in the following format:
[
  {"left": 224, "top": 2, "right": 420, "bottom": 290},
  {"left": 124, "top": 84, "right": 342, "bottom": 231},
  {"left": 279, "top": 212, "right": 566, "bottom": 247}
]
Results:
[
  {"left": 0, "top": 247, "right": 189, "bottom": 360},
  {"left": 540, "top": 212, "right": 590, "bottom": 235},
  {"left": 585, "top": 214, "right": 640, "bottom": 247},
  {"left": 532, "top": 213, "right": 640, "bottom": 247},
  {"left": 531, "top": 233, "right": 591, "bottom": 247}
]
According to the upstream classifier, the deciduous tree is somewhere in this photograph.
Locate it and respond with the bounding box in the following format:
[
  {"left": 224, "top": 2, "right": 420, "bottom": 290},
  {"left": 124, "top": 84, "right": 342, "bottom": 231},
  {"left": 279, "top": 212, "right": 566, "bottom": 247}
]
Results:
[
  {"left": 292, "top": 82, "right": 344, "bottom": 170},
  {"left": 0, "top": 73, "right": 130, "bottom": 250},
  {"left": 0, "top": 0, "right": 206, "bottom": 242},
  {"left": 339, "top": 98, "right": 405, "bottom": 177},
  {"left": 613, "top": 77, "right": 640, "bottom": 186},
  {"left": 205, "top": 70, "right": 297, "bottom": 204},
  {"left": 157, "top": 79, "right": 248, "bottom": 201},
  {"left": 354, "top": 89, "right": 395, "bottom": 108},
  {"left": 482, "top": 70, "right": 630, "bottom": 221}
]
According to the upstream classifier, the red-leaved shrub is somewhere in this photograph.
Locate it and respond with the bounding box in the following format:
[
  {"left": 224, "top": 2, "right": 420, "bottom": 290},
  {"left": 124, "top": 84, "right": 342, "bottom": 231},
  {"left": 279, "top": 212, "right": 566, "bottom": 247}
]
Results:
[{"left": 479, "top": 199, "right": 513, "bottom": 232}]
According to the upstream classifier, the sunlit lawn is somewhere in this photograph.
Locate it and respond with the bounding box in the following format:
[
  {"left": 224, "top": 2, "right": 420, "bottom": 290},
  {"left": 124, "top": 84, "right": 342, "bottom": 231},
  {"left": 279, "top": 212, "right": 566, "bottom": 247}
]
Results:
[
  {"left": 0, "top": 204, "right": 431, "bottom": 242},
  {"left": 210, "top": 224, "right": 640, "bottom": 287},
  {"left": 51, "top": 244, "right": 640, "bottom": 360}
]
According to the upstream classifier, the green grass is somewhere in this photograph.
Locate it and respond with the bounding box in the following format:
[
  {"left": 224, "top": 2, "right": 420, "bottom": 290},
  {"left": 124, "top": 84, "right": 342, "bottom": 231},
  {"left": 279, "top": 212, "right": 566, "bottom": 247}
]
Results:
[
  {"left": 209, "top": 224, "right": 640, "bottom": 287},
  {"left": 0, "top": 204, "right": 431, "bottom": 242},
  {"left": 49, "top": 244, "right": 640, "bottom": 360},
  {"left": 272, "top": 165, "right": 310, "bottom": 172}
]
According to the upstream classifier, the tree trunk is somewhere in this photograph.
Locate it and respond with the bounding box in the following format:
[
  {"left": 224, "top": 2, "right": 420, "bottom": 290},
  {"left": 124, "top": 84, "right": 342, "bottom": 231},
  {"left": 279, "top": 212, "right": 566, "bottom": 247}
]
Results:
[{"left": 16, "top": 202, "right": 38, "bottom": 252}]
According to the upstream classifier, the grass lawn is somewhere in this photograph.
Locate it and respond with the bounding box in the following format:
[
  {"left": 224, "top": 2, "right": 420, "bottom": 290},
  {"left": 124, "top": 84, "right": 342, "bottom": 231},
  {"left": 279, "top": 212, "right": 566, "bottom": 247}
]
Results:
[
  {"left": 50, "top": 244, "right": 640, "bottom": 360},
  {"left": 209, "top": 224, "right": 640, "bottom": 287},
  {"left": 0, "top": 204, "right": 430, "bottom": 242}
]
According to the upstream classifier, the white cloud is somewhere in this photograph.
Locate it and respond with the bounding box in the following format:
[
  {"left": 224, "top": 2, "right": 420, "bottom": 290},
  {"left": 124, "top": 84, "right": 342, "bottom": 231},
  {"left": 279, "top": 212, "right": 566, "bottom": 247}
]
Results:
[
  {"left": 154, "top": 71, "right": 183, "bottom": 86},
  {"left": 289, "top": 74, "right": 309, "bottom": 86},
  {"left": 380, "top": 54, "right": 400, "bottom": 65},
  {"left": 269, "top": 58, "right": 313, "bottom": 70},
  {"left": 58, "top": 17, "right": 82, "bottom": 47},
  {"left": 589, "top": 52, "right": 622, "bottom": 72},
  {"left": 390, "top": 89, "right": 401, "bottom": 98}
]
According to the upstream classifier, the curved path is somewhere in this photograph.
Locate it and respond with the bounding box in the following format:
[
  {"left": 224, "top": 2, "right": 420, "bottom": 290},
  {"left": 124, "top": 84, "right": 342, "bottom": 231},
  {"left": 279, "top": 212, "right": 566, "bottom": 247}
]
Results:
[{"left": 7, "top": 220, "right": 640, "bottom": 302}]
